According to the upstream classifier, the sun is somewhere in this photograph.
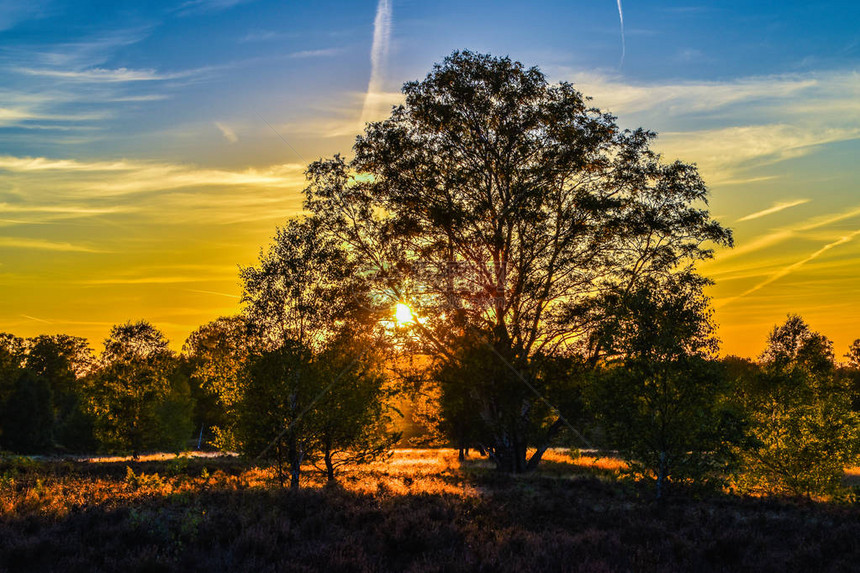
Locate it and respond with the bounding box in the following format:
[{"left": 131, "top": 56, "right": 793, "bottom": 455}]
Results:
[{"left": 394, "top": 302, "right": 415, "bottom": 325}]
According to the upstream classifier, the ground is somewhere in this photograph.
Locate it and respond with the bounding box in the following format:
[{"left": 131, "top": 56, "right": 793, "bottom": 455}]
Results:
[{"left": 1, "top": 449, "right": 858, "bottom": 572}]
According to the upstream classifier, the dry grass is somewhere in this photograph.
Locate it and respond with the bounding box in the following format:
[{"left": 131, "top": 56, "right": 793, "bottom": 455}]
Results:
[{"left": 2, "top": 449, "right": 860, "bottom": 572}]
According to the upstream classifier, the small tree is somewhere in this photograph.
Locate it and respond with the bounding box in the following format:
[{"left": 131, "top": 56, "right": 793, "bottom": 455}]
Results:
[
  {"left": 735, "top": 315, "right": 860, "bottom": 497},
  {"left": 2, "top": 370, "right": 54, "bottom": 453},
  {"left": 182, "top": 315, "right": 251, "bottom": 449},
  {"left": 237, "top": 216, "right": 397, "bottom": 487},
  {"left": 89, "top": 321, "right": 192, "bottom": 457},
  {"left": 0, "top": 333, "right": 26, "bottom": 447},
  {"left": 26, "top": 335, "right": 96, "bottom": 452},
  {"left": 236, "top": 342, "right": 318, "bottom": 488},
  {"left": 588, "top": 274, "right": 741, "bottom": 498},
  {"left": 313, "top": 333, "right": 400, "bottom": 482}
]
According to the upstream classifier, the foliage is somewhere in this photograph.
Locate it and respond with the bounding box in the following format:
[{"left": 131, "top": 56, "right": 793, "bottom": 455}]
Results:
[
  {"left": 846, "top": 338, "right": 860, "bottom": 369},
  {"left": 182, "top": 316, "right": 251, "bottom": 447},
  {"left": 239, "top": 216, "right": 368, "bottom": 351},
  {"left": 1, "top": 370, "right": 54, "bottom": 453},
  {"left": 304, "top": 51, "right": 731, "bottom": 472},
  {"left": 734, "top": 315, "right": 860, "bottom": 497},
  {"left": 588, "top": 277, "right": 741, "bottom": 498},
  {"left": 236, "top": 219, "right": 396, "bottom": 487},
  {"left": 312, "top": 333, "right": 401, "bottom": 481},
  {"left": 0, "top": 333, "right": 26, "bottom": 445},
  {"left": 25, "top": 335, "right": 96, "bottom": 451},
  {"left": 88, "top": 321, "right": 193, "bottom": 457},
  {"left": 234, "top": 343, "right": 318, "bottom": 488}
]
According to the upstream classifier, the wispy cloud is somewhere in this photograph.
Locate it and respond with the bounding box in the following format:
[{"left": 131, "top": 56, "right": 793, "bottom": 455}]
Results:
[
  {"left": 737, "top": 199, "right": 810, "bottom": 222},
  {"left": 15, "top": 66, "right": 198, "bottom": 82},
  {"left": 0, "top": 155, "right": 306, "bottom": 232},
  {"left": 0, "top": 237, "right": 105, "bottom": 252},
  {"left": 20, "top": 314, "right": 52, "bottom": 324},
  {"left": 656, "top": 125, "right": 860, "bottom": 183},
  {"left": 214, "top": 122, "right": 238, "bottom": 143},
  {"left": 0, "top": 1, "right": 52, "bottom": 32},
  {"left": 186, "top": 288, "right": 240, "bottom": 299},
  {"left": 176, "top": 0, "right": 256, "bottom": 16},
  {"left": 721, "top": 205, "right": 860, "bottom": 259},
  {"left": 289, "top": 48, "right": 343, "bottom": 59},
  {"left": 717, "top": 230, "right": 860, "bottom": 308},
  {"left": 360, "top": 0, "right": 393, "bottom": 125},
  {"left": 561, "top": 70, "right": 860, "bottom": 184}
]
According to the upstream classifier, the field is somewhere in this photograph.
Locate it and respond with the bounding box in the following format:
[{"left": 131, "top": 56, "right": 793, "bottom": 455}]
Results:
[{"left": 1, "top": 449, "right": 859, "bottom": 572}]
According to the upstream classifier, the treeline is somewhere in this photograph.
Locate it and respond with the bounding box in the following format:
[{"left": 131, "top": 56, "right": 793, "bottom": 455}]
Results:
[
  {"left": 1, "top": 310, "right": 859, "bottom": 499},
  {"left": 0, "top": 313, "right": 398, "bottom": 491}
]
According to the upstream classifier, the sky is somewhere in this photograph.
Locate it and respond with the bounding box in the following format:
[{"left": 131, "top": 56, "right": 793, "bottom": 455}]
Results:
[{"left": 0, "top": 0, "right": 858, "bottom": 358}]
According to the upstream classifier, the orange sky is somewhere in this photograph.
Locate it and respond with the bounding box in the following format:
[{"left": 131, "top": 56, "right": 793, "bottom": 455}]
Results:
[{"left": 2, "top": 1, "right": 859, "bottom": 360}]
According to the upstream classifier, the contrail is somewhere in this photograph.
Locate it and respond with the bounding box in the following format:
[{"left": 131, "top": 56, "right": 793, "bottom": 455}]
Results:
[
  {"left": 360, "top": 0, "right": 392, "bottom": 125},
  {"left": 717, "top": 229, "right": 860, "bottom": 308},
  {"left": 737, "top": 199, "right": 809, "bottom": 222},
  {"left": 616, "top": 0, "right": 625, "bottom": 67}
]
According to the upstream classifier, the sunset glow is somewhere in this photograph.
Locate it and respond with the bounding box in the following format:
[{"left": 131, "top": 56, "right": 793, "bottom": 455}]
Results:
[
  {"left": 1, "top": 1, "right": 858, "bottom": 358},
  {"left": 394, "top": 302, "right": 415, "bottom": 326}
]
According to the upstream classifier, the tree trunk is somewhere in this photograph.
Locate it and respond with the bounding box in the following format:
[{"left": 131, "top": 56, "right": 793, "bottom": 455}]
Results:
[
  {"left": 288, "top": 436, "right": 302, "bottom": 489},
  {"left": 276, "top": 440, "right": 285, "bottom": 489},
  {"left": 324, "top": 440, "right": 336, "bottom": 483},
  {"left": 525, "top": 419, "right": 565, "bottom": 472},
  {"left": 656, "top": 451, "right": 667, "bottom": 500}
]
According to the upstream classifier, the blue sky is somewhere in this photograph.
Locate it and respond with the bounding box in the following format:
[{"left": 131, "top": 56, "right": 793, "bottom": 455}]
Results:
[{"left": 1, "top": 0, "right": 859, "bottom": 356}]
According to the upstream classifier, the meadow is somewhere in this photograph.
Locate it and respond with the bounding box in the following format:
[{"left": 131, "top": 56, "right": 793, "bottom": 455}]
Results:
[{"left": 2, "top": 449, "right": 859, "bottom": 572}]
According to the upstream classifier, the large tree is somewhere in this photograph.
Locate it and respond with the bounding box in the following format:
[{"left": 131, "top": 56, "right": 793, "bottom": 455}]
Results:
[{"left": 305, "top": 51, "right": 731, "bottom": 472}]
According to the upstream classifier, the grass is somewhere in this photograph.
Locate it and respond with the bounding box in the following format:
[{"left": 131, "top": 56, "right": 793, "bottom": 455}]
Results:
[{"left": 1, "top": 449, "right": 859, "bottom": 572}]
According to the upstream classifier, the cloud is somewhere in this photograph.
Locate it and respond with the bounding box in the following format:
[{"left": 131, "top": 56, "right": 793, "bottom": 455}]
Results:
[
  {"left": 616, "top": 0, "right": 625, "bottom": 66},
  {"left": 558, "top": 70, "right": 860, "bottom": 184},
  {"left": 0, "top": 237, "right": 104, "bottom": 252},
  {"left": 214, "top": 122, "right": 238, "bottom": 143},
  {"left": 289, "top": 48, "right": 343, "bottom": 59},
  {"left": 717, "top": 230, "right": 860, "bottom": 308},
  {"left": 360, "top": 0, "right": 393, "bottom": 125},
  {"left": 284, "top": 90, "right": 404, "bottom": 138},
  {"left": 720, "top": 205, "right": 860, "bottom": 259},
  {"left": 656, "top": 125, "right": 860, "bottom": 183},
  {"left": 0, "top": 1, "right": 50, "bottom": 32},
  {"left": 737, "top": 199, "right": 810, "bottom": 222},
  {"left": 186, "top": 288, "right": 240, "bottom": 299},
  {"left": 0, "top": 155, "right": 307, "bottom": 233},
  {"left": 15, "top": 66, "right": 197, "bottom": 82},
  {"left": 176, "top": 0, "right": 256, "bottom": 16},
  {"left": 20, "top": 314, "right": 52, "bottom": 324}
]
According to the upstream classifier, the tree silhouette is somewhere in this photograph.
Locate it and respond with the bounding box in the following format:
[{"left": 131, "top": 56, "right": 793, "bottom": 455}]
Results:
[
  {"left": 304, "top": 51, "right": 731, "bottom": 472},
  {"left": 89, "top": 321, "right": 192, "bottom": 457},
  {"left": 0, "top": 333, "right": 26, "bottom": 447},
  {"left": 589, "top": 274, "right": 741, "bottom": 498},
  {"left": 182, "top": 315, "right": 251, "bottom": 449},
  {"left": 736, "top": 316, "right": 860, "bottom": 497},
  {"left": 237, "top": 217, "right": 395, "bottom": 487},
  {"left": 26, "top": 335, "right": 96, "bottom": 451}
]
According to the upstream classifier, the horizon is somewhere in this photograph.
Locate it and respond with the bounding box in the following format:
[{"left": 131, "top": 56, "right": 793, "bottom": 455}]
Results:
[{"left": 1, "top": 0, "right": 859, "bottom": 358}]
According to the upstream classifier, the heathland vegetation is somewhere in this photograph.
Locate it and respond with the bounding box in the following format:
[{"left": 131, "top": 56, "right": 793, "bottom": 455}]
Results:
[{"left": 1, "top": 52, "right": 859, "bottom": 570}]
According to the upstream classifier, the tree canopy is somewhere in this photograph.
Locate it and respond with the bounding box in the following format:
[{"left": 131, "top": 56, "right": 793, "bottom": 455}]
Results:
[{"left": 305, "top": 51, "right": 732, "bottom": 472}]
